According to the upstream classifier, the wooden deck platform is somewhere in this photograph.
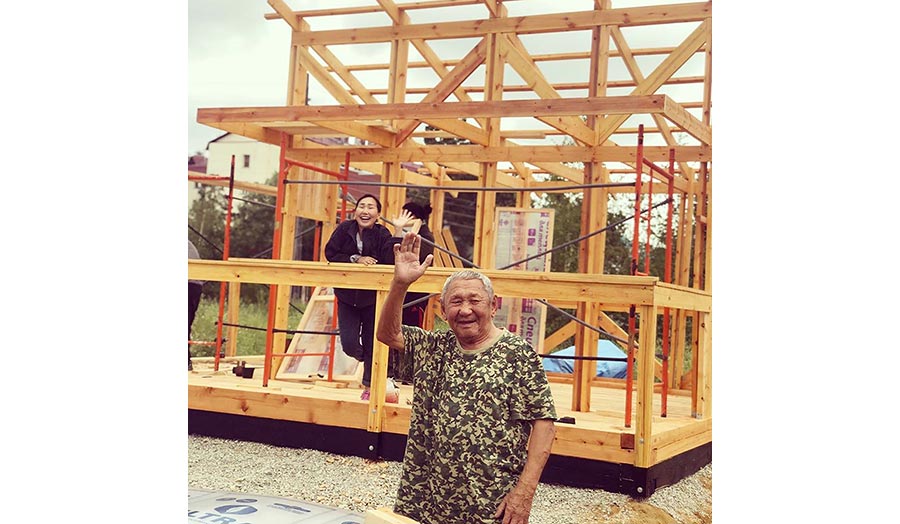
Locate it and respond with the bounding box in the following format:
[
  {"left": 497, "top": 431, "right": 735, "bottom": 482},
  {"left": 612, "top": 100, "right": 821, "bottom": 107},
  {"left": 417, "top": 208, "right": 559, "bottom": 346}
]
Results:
[{"left": 188, "top": 362, "right": 711, "bottom": 497}]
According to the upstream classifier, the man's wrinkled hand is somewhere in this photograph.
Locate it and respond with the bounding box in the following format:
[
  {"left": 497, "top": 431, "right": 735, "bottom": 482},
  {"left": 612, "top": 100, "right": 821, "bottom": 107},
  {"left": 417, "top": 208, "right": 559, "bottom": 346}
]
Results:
[
  {"left": 493, "top": 485, "right": 534, "bottom": 524},
  {"left": 392, "top": 231, "right": 432, "bottom": 285}
]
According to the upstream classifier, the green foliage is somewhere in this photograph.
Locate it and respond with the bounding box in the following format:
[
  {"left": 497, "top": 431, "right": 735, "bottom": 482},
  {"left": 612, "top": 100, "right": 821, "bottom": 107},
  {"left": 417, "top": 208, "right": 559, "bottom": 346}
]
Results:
[
  {"left": 189, "top": 297, "right": 307, "bottom": 358},
  {"left": 189, "top": 173, "right": 320, "bottom": 304}
]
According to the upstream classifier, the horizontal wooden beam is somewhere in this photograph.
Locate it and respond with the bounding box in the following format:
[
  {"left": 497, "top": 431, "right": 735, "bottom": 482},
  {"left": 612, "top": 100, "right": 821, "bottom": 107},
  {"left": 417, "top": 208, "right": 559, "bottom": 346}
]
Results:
[
  {"left": 188, "top": 258, "right": 679, "bottom": 308},
  {"left": 290, "top": 3, "right": 712, "bottom": 45},
  {"left": 188, "top": 173, "right": 278, "bottom": 197},
  {"left": 285, "top": 144, "right": 710, "bottom": 164},
  {"left": 662, "top": 96, "right": 712, "bottom": 145},
  {"left": 198, "top": 95, "right": 669, "bottom": 124},
  {"left": 653, "top": 282, "right": 711, "bottom": 312},
  {"left": 358, "top": 76, "right": 706, "bottom": 96},
  {"left": 333, "top": 49, "right": 707, "bottom": 73}
]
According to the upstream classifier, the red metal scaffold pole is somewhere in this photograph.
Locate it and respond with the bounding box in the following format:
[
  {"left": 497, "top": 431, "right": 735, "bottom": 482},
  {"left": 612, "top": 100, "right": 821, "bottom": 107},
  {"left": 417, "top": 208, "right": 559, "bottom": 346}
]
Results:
[
  {"left": 325, "top": 152, "right": 352, "bottom": 382},
  {"left": 660, "top": 148, "right": 675, "bottom": 417},
  {"left": 625, "top": 125, "right": 645, "bottom": 428}
]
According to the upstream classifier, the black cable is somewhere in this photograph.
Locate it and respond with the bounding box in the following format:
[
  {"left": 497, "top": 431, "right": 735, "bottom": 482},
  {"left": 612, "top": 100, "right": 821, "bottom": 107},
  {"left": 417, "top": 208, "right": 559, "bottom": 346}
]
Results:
[
  {"left": 220, "top": 321, "right": 338, "bottom": 336},
  {"left": 188, "top": 224, "right": 224, "bottom": 256},
  {"left": 539, "top": 354, "right": 627, "bottom": 362}
]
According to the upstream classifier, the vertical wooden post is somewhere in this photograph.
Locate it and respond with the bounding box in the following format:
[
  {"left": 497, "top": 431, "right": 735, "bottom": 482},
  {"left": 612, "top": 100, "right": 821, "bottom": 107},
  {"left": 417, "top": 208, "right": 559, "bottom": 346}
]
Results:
[
  {"left": 367, "top": 290, "right": 391, "bottom": 433},
  {"left": 572, "top": 6, "right": 611, "bottom": 411},
  {"left": 635, "top": 304, "right": 658, "bottom": 468},
  {"left": 475, "top": 28, "right": 504, "bottom": 269},
  {"left": 226, "top": 282, "right": 240, "bottom": 357},
  {"left": 692, "top": 311, "right": 711, "bottom": 419},
  {"left": 572, "top": 301, "right": 599, "bottom": 411}
]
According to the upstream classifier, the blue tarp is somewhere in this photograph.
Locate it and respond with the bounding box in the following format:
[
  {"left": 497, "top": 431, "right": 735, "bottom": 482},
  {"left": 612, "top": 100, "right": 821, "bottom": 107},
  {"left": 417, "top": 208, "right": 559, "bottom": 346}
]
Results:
[{"left": 542, "top": 340, "right": 628, "bottom": 378}]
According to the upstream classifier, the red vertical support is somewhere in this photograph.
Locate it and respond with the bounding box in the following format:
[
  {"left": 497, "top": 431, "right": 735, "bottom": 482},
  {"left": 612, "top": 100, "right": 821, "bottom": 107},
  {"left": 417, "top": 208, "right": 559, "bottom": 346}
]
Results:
[
  {"left": 213, "top": 155, "right": 236, "bottom": 372},
  {"left": 644, "top": 170, "right": 653, "bottom": 275},
  {"left": 625, "top": 125, "right": 645, "bottom": 428},
  {"left": 661, "top": 149, "right": 676, "bottom": 417},
  {"left": 263, "top": 134, "right": 290, "bottom": 387}
]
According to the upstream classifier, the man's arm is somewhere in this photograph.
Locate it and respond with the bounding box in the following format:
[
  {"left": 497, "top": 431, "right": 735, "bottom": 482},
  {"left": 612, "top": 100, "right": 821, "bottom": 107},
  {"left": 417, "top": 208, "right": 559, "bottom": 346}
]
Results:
[
  {"left": 494, "top": 418, "right": 556, "bottom": 524},
  {"left": 376, "top": 231, "right": 433, "bottom": 352},
  {"left": 376, "top": 275, "right": 411, "bottom": 351}
]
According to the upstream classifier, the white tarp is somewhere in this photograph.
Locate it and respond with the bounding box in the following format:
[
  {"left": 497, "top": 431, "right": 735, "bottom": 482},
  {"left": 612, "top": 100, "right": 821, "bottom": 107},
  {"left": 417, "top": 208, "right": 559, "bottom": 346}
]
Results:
[{"left": 188, "top": 488, "right": 364, "bottom": 524}]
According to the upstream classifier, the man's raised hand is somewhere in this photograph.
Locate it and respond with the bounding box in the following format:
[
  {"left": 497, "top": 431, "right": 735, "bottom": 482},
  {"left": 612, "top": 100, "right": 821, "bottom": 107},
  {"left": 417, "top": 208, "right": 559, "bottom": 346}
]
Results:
[{"left": 392, "top": 231, "right": 433, "bottom": 285}]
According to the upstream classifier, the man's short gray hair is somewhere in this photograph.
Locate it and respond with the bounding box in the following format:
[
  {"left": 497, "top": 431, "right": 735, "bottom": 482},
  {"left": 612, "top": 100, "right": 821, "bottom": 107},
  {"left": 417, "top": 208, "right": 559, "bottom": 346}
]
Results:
[{"left": 440, "top": 270, "right": 494, "bottom": 303}]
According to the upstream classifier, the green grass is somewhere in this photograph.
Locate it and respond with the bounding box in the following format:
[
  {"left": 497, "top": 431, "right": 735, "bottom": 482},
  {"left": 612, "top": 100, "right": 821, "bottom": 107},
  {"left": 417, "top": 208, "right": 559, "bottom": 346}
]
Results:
[{"left": 189, "top": 298, "right": 306, "bottom": 358}]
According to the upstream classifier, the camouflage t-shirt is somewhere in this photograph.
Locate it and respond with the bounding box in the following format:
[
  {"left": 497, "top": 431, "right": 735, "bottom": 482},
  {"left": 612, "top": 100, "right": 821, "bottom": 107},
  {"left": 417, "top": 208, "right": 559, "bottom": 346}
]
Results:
[{"left": 394, "top": 326, "right": 557, "bottom": 524}]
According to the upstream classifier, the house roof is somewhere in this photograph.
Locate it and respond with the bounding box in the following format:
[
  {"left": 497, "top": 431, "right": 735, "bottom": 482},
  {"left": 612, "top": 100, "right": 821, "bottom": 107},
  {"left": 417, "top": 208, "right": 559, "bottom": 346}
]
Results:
[{"left": 188, "top": 154, "right": 207, "bottom": 174}]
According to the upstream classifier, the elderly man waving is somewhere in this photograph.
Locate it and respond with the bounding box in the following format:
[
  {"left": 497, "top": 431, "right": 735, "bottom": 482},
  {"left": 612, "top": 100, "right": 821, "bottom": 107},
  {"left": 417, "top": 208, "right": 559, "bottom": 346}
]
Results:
[{"left": 377, "top": 231, "right": 557, "bottom": 524}]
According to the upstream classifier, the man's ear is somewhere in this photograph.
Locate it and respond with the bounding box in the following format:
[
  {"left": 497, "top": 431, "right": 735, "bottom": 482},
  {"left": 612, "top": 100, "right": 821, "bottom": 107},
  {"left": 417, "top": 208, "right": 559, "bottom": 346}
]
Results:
[{"left": 439, "top": 297, "right": 447, "bottom": 319}]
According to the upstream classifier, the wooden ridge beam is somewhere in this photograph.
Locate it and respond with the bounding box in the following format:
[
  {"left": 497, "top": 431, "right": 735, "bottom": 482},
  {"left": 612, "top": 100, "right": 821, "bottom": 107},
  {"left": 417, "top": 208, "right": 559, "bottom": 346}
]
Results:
[
  {"left": 357, "top": 76, "right": 706, "bottom": 95},
  {"left": 331, "top": 47, "right": 708, "bottom": 73},
  {"left": 290, "top": 3, "right": 712, "bottom": 45},
  {"left": 198, "top": 95, "right": 669, "bottom": 123},
  {"left": 284, "top": 145, "right": 710, "bottom": 163}
]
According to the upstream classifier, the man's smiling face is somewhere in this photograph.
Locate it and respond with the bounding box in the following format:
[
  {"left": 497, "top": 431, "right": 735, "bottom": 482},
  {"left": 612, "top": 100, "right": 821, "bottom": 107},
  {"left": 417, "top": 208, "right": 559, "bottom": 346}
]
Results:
[{"left": 441, "top": 278, "right": 497, "bottom": 348}]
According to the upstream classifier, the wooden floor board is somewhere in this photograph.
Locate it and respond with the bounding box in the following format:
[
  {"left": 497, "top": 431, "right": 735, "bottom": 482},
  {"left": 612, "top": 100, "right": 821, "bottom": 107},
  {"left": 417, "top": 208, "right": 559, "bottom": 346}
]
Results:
[{"left": 188, "top": 366, "right": 708, "bottom": 468}]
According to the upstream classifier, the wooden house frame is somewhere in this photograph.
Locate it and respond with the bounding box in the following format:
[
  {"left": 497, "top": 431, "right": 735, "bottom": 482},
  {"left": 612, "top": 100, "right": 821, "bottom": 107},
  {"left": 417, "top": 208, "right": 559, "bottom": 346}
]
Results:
[{"left": 189, "top": 0, "right": 712, "bottom": 497}]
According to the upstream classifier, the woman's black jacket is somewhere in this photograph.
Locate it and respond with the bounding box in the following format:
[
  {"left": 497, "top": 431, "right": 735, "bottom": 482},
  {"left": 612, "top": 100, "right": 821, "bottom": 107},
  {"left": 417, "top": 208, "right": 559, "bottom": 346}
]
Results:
[{"left": 324, "top": 220, "right": 398, "bottom": 307}]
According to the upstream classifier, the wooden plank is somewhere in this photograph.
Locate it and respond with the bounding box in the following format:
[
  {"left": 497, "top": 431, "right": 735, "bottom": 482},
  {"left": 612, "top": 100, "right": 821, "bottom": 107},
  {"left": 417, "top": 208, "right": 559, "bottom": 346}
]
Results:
[
  {"left": 663, "top": 95, "right": 712, "bottom": 145},
  {"left": 189, "top": 174, "right": 278, "bottom": 197},
  {"left": 653, "top": 282, "right": 711, "bottom": 312},
  {"left": 394, "top": 38, "right": 488, "bottom": 144},
  {"left": 365, "top": 508, "right": 420, "bottom": 524},
  {"left": 634, "top": 304, "right": 658, "bottom": 468},
  {"left": 311, "top": 44, "right": 381, "bottom": 105},
  {"left": 226, "top": 282, "right": 241, "bottom": 357},
  {"left": 572, "top": 302, "right": 600, "bottom": 412},
  {"left": 595, "top": 19, "right": 709, "bottom": 143},
  {"left": 189, "top": 259, "right": 666, "bottom": 308},
  {"left": 551, "top": 425, "right": 635, "bottom": 463},
  {"left": 368, "top": 290, "right": 390, "bottom": 432},
  {"left": 543, "top": 320, "right": 576, "bottom": 352},
  {"left": 693, "top": 311, "right": 711, "bottom": 419},
  {"left": 290, "top": 3, "right": 712, "bottom": 46},
  {"left": 198, "top": 95, "right": 667, "bottom": 124},
  {"left": 307, "top": 120, "right": 397, "bottom": 148},
  {"left": 441, "top": 227, "right": 463, "bottom": 268},
  {"left": 609, "top": 24, "right": 698, "bottom": 187},
  {"left": 296, "top": 45, "right": 360, "bottom": 106},
  {"left": 651, "top": 417, "right": 712, "bottom": 463},
  {"left": 187, "top": 384, "right": 371, "bottom": 430},
  {"left": 282, "top": 144, "right": 709, "bottom": 164},
  {"left": 266, "top": 0, "right": 300, "bottom": 31}
]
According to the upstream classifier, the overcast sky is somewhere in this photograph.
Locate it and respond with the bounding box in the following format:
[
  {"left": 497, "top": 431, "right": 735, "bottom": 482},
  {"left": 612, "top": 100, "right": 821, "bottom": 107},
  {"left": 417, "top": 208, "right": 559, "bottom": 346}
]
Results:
[{"left": 186, "top": 0, "right": 703, "bottom": 156}]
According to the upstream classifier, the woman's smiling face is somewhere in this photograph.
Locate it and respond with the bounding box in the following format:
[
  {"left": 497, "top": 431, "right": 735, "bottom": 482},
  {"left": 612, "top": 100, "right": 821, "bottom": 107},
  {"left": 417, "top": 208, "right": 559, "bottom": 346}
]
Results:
[{"left": 354, "top": 196, "right": 381, "bottom": 229}]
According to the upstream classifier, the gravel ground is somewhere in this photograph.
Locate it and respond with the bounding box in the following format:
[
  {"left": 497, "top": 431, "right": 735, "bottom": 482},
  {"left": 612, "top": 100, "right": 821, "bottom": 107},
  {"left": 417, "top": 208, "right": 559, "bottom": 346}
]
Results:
[{"left": 188, "top": 435, "right": 711, "bottom": 523}]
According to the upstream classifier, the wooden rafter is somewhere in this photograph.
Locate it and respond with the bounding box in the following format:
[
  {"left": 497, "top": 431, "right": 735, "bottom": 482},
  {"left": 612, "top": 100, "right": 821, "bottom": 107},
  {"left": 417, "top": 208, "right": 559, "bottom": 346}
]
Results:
[
  {"left": 595, "top": 19, "right": 710, "bottom": 143},
  {"left": 500, "top": 34, "right": 596, "bottom": 146},
  {"left": 393, "top": 38, "right": 489, "bottom": 145},
  {"left": 289, "top": 3, "right": 712, "bottom": 46}
]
